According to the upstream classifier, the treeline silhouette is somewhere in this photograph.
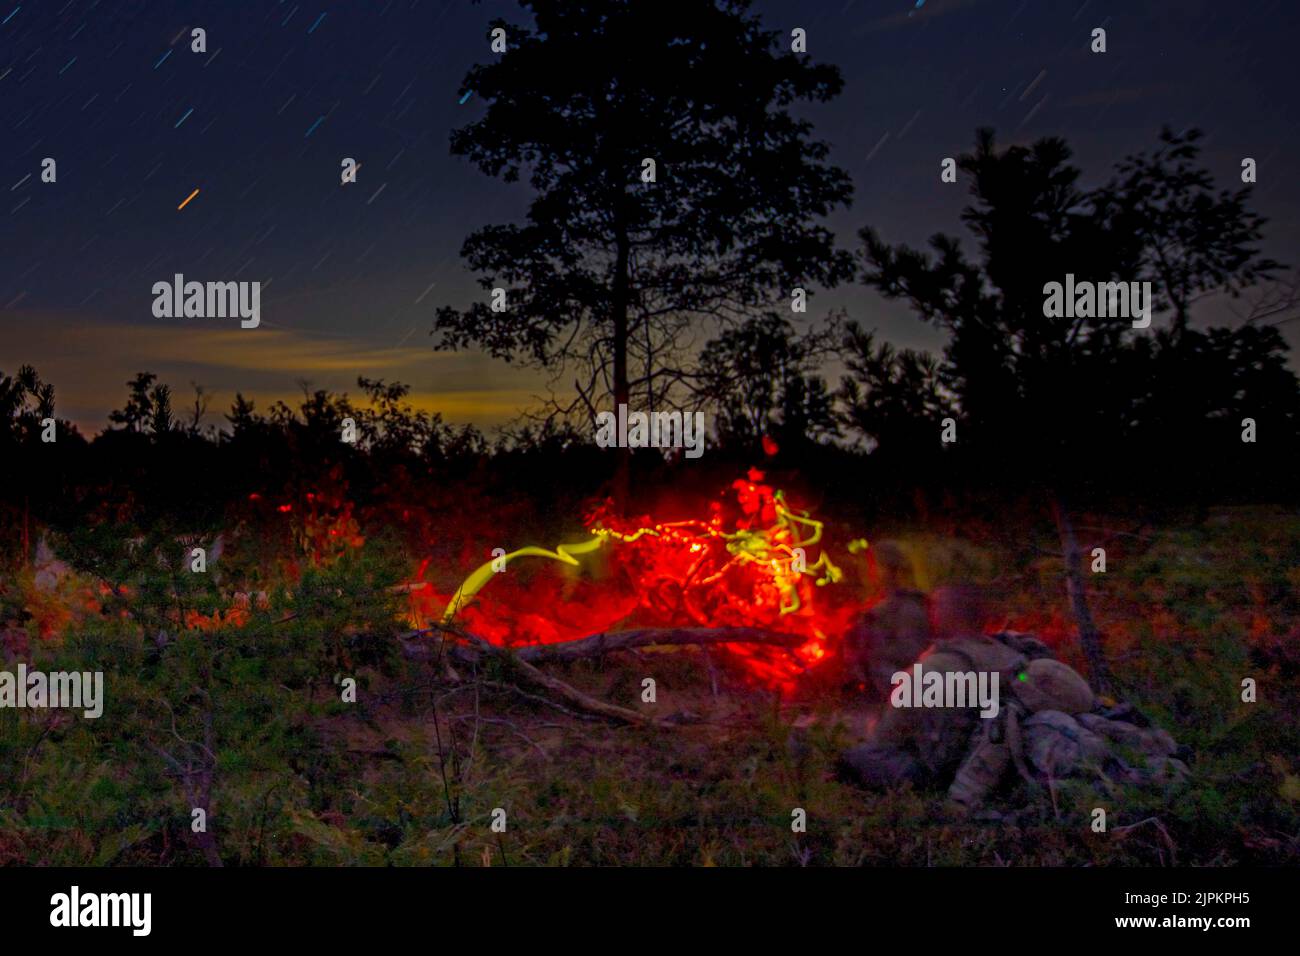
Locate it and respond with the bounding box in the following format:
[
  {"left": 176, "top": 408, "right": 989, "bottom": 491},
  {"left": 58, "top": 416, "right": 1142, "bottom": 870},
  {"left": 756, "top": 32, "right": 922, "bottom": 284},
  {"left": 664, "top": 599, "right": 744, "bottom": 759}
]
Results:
[
  {"left": 4, "top": 124, "right": 1300, "bottom": 563},
  {"left": 2, "top": 281, "right": 1296, "bottom": 573},
  {"left": 4, "top": 0, "right": 1298, "bottom": 562}
]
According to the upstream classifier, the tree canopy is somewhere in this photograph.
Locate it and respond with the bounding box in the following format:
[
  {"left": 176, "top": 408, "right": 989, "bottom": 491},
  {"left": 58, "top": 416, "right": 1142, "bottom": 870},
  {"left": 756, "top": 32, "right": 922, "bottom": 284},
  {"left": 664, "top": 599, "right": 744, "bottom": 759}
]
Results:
[{"left": 434, "top": 0, "right": 854, "bottom": 424}]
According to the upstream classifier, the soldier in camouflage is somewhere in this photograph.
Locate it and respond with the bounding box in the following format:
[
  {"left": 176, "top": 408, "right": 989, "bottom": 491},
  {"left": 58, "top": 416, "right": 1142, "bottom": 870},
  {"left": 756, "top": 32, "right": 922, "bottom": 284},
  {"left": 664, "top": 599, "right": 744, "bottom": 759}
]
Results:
[
  {"left": 839, "top": 584, "right": 1190, "bottom": 811},
  {"left": 841, "top": 541, "right": 932, "bottom": 702}
]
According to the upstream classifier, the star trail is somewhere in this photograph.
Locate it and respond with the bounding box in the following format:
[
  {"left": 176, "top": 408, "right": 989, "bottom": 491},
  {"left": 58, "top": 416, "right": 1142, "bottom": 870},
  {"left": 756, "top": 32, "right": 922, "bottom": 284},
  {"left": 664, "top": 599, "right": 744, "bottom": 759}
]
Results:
[{"left": 1, "top": 0, "right": 1297, "bottom": 433}]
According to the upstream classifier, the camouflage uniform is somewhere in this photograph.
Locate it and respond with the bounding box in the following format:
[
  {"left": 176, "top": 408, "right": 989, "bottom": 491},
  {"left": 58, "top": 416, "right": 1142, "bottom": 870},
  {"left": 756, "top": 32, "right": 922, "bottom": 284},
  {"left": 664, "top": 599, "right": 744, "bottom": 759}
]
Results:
[
  {"left": 946, "top": 649, "right": 1096, "bottom": 808},
  {"left": 839, "top": 633, "right": 1029, "bottom": 790},
  {"left": 842, "top": 541, "right": 932, "bottom": 701},
  {"left": 838, "top": 571, "right": 1191, "bottom": 807},
  {"left": 842, "top": 589, "right": 932, "bottom": 701},
  {"left": 944, "top": 649, "right": 1189, "bottom": 807}
]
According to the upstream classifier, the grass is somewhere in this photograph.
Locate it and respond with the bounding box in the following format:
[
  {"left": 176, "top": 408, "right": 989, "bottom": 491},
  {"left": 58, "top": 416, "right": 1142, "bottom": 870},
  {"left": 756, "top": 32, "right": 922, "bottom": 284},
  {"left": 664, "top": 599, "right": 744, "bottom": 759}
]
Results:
[{"left": 1, "top": 507, "right": 1297, "bottom": 866}]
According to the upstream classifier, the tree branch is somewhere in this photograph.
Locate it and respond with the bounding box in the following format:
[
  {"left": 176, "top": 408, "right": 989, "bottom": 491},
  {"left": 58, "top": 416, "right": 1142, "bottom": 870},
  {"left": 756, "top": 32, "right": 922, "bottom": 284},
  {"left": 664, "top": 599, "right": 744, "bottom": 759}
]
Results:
[{"left": 408, "top": 625, "right": 807, "bottom": 727}]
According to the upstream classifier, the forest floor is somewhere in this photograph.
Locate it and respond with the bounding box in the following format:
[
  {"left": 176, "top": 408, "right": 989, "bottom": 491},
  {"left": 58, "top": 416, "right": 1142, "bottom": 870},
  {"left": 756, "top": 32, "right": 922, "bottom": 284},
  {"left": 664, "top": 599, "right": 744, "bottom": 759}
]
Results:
[{"left": 2, "top": 505, "right": 1298, "bottom": 866}]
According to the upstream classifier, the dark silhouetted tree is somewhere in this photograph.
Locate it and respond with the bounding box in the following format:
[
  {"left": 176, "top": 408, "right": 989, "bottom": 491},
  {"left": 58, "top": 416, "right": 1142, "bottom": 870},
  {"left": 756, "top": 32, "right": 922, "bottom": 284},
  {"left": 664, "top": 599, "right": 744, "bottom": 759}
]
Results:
[
  {"left": 837, "top": 322, "right": 953, "bottom": 461},
  {"left": 699, "top": 314, "right": 838, "bottom": 452},
  {"left": 109, "top": 372, "right": 160, "bottom": 433},
  {"left": 1099, "top": 127, "right": 1281, "bottom": 335},
  {"left": 434, "top": 0, "right": 854, "bottom": 501},
  {"left": 1, "top": 365, "right": 55, "bottom": 442},
  {"left": 860, "top": 127, "right": 1294, "bottom": 691},
  {"left": 149, "top": 383, "right": 174, "bottom": 436}
]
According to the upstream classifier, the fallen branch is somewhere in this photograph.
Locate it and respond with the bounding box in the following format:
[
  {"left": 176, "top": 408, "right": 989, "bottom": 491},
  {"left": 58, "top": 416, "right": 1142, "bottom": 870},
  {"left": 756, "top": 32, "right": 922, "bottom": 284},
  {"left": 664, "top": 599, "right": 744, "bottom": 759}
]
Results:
[
  {"left": 441, "top": 626, "right": 668, "bottom": 729},
  {"left": 402, "top": 624, "right": 805, "bottom": 728},
  {"left": 510, "top": 626, "right": 804, "bottom": 664},
  {"left": 401, "top": 625, "right": 803, "bottom": 665}
]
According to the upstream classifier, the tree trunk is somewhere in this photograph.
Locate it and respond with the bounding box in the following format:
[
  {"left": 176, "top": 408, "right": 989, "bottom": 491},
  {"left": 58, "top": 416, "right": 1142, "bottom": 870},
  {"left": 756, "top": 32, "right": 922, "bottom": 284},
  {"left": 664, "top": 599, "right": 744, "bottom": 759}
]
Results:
[
  {"left": 611, "top": 198, "right": 631, "bottom": 511},
  {"left": 1052, "top": 493, "right": 1110, "bottom": 693}
]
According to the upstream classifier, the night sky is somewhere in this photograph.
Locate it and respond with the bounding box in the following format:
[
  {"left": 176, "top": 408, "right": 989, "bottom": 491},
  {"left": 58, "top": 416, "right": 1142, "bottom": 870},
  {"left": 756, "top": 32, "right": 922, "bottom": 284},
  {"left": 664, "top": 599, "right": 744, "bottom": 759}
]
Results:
[{"left": 2, "top": 0, "right": 1297, "bottom": 434}]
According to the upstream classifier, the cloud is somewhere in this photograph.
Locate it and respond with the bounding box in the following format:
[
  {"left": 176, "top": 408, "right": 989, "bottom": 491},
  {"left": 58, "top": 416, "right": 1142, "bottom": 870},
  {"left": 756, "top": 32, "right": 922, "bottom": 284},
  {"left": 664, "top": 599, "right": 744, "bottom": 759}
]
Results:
[{"left": 6, "top": 310, "right": 549, "bottom": 434}]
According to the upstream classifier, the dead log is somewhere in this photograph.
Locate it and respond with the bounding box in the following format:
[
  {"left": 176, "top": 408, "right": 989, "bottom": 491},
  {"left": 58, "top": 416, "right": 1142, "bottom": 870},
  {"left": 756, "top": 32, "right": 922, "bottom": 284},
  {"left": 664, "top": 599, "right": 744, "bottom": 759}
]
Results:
[
  {"left": 418, "top": 625, "right": 805, "bottom": 728},
  {"left": 439, "top": 626, "right": 668, "bottom": 728},
  {"left": 502, "top": 649, "right": 667, "bottom": 728},
  {"left": 512, "top": 626, "right": 804, "bottom": 664},
  {"left": 402, "top": 624, "right": 803, "bottom": 665}
]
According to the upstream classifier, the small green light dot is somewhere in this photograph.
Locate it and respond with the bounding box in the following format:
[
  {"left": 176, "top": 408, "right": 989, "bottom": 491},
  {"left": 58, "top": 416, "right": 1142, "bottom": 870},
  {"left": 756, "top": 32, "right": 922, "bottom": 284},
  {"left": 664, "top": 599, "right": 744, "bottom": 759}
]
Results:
[{"left": 1017, "top": 672, "right": 1028, "bottom": 682}]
